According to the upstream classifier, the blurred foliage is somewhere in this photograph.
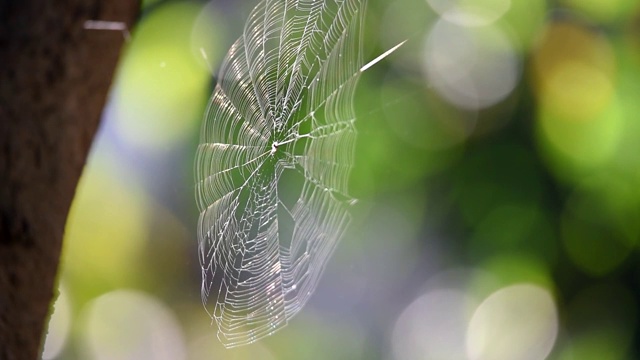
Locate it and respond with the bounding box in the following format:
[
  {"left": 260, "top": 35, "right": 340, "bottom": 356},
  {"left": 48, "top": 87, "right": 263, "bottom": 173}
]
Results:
[{"left": 43, "top": 0, "right": 640, "bottom": 359}]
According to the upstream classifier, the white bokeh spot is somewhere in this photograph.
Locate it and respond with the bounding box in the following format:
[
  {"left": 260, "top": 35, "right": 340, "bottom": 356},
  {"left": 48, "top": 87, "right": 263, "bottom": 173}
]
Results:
[
  {"left": 466, "top": 283, "right": 559, "bottom": 360},
  {"left": 422, "top": 18, "right": 520, "bottom": 110}
]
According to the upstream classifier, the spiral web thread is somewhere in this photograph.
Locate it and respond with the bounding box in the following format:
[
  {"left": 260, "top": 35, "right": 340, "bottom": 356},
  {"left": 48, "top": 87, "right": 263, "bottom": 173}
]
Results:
[{"left": 195, "top": 0, "right": 366, "bottom": 348}]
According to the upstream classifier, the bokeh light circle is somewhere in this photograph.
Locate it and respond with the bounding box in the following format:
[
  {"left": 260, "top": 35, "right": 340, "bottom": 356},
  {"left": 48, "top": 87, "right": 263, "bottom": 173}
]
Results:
[
  {"left": 532, "top": 22, "right": 623, "bottom": 174},
  {"left": 392, "top": 289, "right": 476, "bottom": 360},
  {"left": 423, "top": 18, "right": 520, "bottom": 110},
  {"left": 79, "top": 290, "right": 187, "bottom": 360},
  {"left": 391, "top": 268, "right": 495, "bottom": 360},
  {"left": 466, "top": 283, "right": 558, "bottom": 360}
]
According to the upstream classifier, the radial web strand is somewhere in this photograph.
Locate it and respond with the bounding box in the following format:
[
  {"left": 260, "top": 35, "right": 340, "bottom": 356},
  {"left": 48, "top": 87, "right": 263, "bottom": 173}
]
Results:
[{"left": 195, "top": 0, "right": 366, "bottom": 348}]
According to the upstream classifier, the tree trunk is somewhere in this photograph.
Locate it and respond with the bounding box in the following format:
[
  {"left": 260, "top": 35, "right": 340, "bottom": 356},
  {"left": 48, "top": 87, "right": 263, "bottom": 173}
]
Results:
[{"left": 0, "top": 1, "right": 139, "bottom": 359}]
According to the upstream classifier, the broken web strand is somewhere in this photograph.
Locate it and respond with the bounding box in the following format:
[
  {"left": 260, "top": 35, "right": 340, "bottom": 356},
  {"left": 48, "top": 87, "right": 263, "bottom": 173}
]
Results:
[
  {"left": 195, "top": 0, "right": 405, "bottom": 348},
  {"left": 284, "top": 38, "right": 407, "bottom": 145}
]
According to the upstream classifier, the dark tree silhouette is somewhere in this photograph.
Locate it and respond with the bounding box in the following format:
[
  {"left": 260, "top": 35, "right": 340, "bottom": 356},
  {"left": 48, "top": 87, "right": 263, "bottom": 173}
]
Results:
[{"left": 0, "top": 1, "right": 139, "bottom": 359}]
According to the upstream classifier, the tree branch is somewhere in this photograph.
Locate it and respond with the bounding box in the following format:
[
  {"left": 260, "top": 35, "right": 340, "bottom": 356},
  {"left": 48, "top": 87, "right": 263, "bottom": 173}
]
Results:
[{"left": 0, "top": 1, "right": 139, "bottom": 359}]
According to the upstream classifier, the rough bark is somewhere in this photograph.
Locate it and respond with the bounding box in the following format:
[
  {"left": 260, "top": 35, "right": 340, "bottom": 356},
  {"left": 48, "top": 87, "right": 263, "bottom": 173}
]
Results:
[{"left": 0, "top": 1, "right": 139, "bottom": 359}]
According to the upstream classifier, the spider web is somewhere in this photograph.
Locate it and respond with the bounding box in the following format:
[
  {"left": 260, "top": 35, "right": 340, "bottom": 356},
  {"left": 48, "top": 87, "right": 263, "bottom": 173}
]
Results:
[{"left": 195, "top": 0, "right": 365, "bottom": 348}]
